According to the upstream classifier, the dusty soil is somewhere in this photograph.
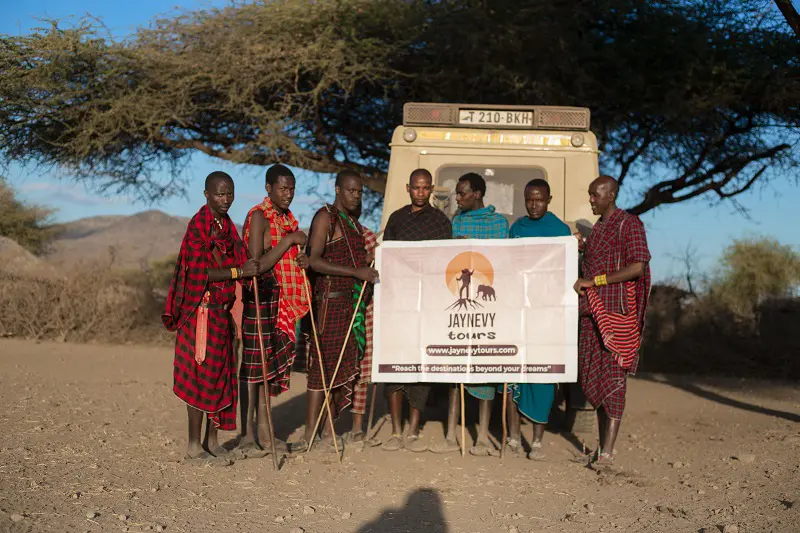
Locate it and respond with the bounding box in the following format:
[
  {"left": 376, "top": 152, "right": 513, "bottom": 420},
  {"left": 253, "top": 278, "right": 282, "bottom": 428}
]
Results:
[{"left": 0, "top": 339, "right": 798, "bottom": 533}]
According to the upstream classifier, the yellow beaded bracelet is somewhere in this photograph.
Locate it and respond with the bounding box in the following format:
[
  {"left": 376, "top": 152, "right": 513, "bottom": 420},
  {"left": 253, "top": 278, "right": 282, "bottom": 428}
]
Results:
[
  {"left": 594, "top": 274, "right": 608, "bottom": 287},
  {"left": 231, "top": 267, "right": 239, "bottom": 280}
]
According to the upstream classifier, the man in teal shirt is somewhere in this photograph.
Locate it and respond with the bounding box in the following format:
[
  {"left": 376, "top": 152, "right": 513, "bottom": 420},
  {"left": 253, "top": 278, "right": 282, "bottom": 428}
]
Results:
[
  {"left": 431, "top": 173, "right": 509, "bottom": 456},
  {"left": 503, "top": 178, "right": 571, "bottom": 459}
]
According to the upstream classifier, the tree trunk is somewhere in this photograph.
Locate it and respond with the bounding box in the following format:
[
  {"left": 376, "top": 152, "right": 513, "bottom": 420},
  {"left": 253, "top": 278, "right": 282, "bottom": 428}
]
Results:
[{"left": 774, "top": 0, "right": 800, "bottom": 36}]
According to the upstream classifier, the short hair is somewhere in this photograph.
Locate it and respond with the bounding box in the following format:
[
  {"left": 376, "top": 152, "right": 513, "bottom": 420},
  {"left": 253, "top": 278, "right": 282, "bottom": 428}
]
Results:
[
  {"left": 335, "top": 169, "right": 361, "bottom": 187},
  {"left": 525, "top": 178, "right": 550, "bottom": 196},
  {"left": 205, "top": 171, "right": 233, "bottom": 190},
  {"left": 409, "top": 168, "right": 432, "bottom": 184},
  {"left": 458, "top": 172, "right": 486, "bottom": 196},
  {"left": 265, "top": 164, "right": 295, "bottom": 187}
]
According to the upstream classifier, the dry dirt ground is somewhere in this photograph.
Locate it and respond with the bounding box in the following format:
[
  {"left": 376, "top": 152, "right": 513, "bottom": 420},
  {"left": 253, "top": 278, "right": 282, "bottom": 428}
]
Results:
[{"left": 0, "top": 339, "right": 798, "bottom": 533}]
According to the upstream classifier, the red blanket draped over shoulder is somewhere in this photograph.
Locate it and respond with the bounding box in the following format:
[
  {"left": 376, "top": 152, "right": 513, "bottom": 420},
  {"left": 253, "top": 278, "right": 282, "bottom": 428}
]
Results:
[
  {"left": 162, "top": 205, "right": 247, "bottom": 430},
  {"left": 242, "top": 198, "right": 309, "bottom": 340}
]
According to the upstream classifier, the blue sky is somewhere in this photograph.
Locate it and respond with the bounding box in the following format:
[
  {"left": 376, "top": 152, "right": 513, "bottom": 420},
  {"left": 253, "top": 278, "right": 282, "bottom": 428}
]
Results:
[{"left": 2, "top": 0, "right": 798, "bottom": 282}]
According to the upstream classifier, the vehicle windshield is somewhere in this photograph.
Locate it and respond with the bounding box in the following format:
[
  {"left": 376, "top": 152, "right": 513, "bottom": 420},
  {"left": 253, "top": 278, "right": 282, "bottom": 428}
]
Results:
[{"left": 432, "top": 165, "right": 547, "bottom": 223}]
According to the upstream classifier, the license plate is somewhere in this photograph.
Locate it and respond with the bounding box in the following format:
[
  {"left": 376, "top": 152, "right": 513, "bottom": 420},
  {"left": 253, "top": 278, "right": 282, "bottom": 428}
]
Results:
[{"left": 458, "top": 109, "right": 533, "bottom": 127}]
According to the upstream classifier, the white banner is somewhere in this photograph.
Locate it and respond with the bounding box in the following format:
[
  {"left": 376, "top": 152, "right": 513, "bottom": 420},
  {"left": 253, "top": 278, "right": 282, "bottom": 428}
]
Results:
[{"left": 372, "top": 237, "right": 578, "bottom": 383}]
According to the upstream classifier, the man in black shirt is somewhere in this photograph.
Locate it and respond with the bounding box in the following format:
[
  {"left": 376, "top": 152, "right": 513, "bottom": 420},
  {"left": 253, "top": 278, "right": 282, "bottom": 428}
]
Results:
[{"left": 381, "top": 168, "right": 452, "bottom": 452}]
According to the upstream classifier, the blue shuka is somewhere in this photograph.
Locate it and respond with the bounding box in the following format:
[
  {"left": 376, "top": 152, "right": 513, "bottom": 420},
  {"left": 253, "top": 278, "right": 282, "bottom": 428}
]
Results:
[{"left": 504, "top": 212, "right": 571, "bottom": 422}]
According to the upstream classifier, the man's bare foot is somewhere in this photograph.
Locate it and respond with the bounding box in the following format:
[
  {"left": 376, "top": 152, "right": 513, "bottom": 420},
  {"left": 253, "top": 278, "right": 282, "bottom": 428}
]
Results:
[
  {"left": 313, "top": 434, "right": 343, "bottom": 453},
  {"left": 503, "top": 437, "right": 522, "bottom": 458},
  {"left": 429, "top": 439, "right": 460, "bottom": 454},
  {"left": 288, "top": 437, "right": 310, "bottom": 454},
  {"left": 381, "top": 434, "right": 404, "bottom": 451},
  {"left": 342, "top": 431, "right": 365, "bottom": 444},
  {"left": 208, "top": 446, "right": 240, "bottom": 459},
  {"left": 469, "top": 440, "right": 496, "bottom": 457},
  {"left": 527, "top": 441, "right": 546, "bottom": 461},
  {"left": 405, "top": 434, "right": 427, "bottom": 453},
  {"left": 589, "top": 450, "right": 615, "bottom": 470}
]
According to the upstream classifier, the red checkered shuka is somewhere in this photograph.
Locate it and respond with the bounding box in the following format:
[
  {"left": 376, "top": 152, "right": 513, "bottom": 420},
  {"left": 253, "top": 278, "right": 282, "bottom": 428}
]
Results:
[
  {"left": 162, "top": 205, "right": 247, "bottom": 430},
  {"left": 578, "top": 209, "right": 651, "bottom": 419},
  {"left": 352, "top": 227, "right": 377, "bottom": 415},
  {"left": 242, "top": 198, "right": 310, "bottom": 341}
]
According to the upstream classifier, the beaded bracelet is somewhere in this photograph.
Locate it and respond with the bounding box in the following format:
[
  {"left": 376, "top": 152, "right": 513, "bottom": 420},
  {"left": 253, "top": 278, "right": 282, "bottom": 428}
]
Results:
[
  {"left": 231, "top": 267, "right": 239, "bottom": 280},
  {"left": 594, "top": 274, "right": 608, "bottom": 287}
]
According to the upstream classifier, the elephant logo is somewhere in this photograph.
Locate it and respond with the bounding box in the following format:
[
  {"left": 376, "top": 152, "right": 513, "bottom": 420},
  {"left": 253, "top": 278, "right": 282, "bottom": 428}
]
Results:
[{"left": 476, "top": 284, "right": 496, "bottom": 301}]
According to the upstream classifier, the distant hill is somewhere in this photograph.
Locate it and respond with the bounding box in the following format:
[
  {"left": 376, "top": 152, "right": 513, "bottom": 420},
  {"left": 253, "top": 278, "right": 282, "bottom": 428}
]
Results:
[
  {"left": 46, "top": 210, "right": 190, "bottom": 269},
  {"left": 43, "top": 209, "right": 307, "bottom": 269},
  {"left": 0, "top": 236, "right": 60, "bottom": 280}
]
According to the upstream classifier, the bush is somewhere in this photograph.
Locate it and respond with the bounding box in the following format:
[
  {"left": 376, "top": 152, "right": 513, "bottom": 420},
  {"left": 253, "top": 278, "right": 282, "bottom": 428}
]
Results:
[
  {"left": 0, "top": 177, "right": 58, "bottom": 255},
  {"left": 641, "top": 237, "right": 800, "bottom": 380},
  {"left": 708, "top": 237, "right": 800, "bottom": 324},
  {"left": 0, "top": 252, "right": 172, "bottom": 344}
]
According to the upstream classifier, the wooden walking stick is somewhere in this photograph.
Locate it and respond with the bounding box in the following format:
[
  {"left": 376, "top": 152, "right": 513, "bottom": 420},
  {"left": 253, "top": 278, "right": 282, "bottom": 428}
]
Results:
[
  {"left": 308, "top": 260, "right": 374, "bottom": 455},
  {"left": 252, "top": 277, "right": 279, "bottom": 471},
  {"left": 460, "top": 384, "right": 466, "bottom": 458},
  {"left": 300, "top": 270, "right": 340, "bottom": 459},
  {"left": 501, "top": 383, "right": 508, "bottom": 460}
]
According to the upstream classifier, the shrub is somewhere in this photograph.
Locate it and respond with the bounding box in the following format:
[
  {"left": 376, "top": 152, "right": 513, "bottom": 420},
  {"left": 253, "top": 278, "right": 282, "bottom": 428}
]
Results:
[
  {"left": 0, "top": 251, "right": 172, "bottom": 344},
  {"left": 0, "top": 177, "right": 58, "bottom": 255}
]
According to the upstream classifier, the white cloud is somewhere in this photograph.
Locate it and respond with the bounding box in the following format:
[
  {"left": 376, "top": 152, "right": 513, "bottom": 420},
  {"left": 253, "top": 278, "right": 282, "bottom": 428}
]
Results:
[{"left": 18, "top": 181, "right": 132, "bottom": 206}]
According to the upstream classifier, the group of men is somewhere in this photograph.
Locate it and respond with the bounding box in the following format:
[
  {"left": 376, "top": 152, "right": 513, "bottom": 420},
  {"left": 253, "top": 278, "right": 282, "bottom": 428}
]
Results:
[{"left": 162, "top": 163, "right": 650, "bottom": 468}]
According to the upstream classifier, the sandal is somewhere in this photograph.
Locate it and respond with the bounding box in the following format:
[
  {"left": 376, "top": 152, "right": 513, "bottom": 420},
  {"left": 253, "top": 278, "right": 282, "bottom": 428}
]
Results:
[
  {"left": 364, "top": 436, "right": 382, "bottom": 447},
  {"left": 312, "top": 435, "right": 344, "bottom": 453},
  {"left": 405, "top": 434, "right": 428, "bottom": 453},
  {"left": 469, "top": 441, "right": 495, "bottom": 457},
  {"left": 429, "top": 439, "right": 460, "bottom": 454},
  {"left": 183, "top": 451, "right": 233, "bottom": 467},
  {"left": 209, "top": 446, "right": 245, "bottom": 459},
  {"left": 589, "top": 451, "right": 615, "bottom": 469},
  {"left": 503, "top": 438, "right": 522, "bottom": 458},
  {"left": 381, "top": 434, "right": 405, "bottom": 451},
  {"left": 527, "top": 441, "right": 546, "bottom": 461},
  {"left": 342, "top": 431, "right": 365, "bottom": 444},
  {"left": 288, "top": 437, "right": 311, "bottom": 454}
]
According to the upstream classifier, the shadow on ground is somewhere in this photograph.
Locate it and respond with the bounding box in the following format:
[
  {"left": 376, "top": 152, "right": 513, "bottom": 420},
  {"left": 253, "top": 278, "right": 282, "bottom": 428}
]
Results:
[
  {"left": 636, "top": 374, "right": 800, "bottom": 423},
  {"left": 356, "top": 488, "right": 448, "bottom": 533}
]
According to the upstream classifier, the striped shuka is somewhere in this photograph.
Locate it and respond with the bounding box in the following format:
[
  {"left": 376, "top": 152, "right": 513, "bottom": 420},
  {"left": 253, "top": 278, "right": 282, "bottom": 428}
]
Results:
[
  {"left": 352, "top": 227, "right": 377, "bottom": 415},
  {"left": 578, "top": 208, "right": 651, "bottom": 420}
]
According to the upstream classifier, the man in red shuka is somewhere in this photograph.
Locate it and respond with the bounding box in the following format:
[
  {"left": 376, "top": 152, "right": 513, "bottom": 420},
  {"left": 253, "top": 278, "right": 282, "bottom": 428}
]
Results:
[
  {"left": 163, "top": 171, "right": 258, "bottom": 465},
  {"left": 573, "top": 175, "right": 651, "bottom": 468}
]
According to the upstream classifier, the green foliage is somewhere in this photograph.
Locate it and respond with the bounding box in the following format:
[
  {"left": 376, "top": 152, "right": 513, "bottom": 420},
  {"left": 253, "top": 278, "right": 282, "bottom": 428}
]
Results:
[
  {"left": 709, "top": 237, "right": 800, "bottom": 320},
  {"left": 642, "top": 237, "right": 800, "bottom": 379},
  {"left": 0, "top": 177, "right": 58, "bottom": 255},
  {"left": 0, "top": 1, "right": 798, "bottom": 213}
]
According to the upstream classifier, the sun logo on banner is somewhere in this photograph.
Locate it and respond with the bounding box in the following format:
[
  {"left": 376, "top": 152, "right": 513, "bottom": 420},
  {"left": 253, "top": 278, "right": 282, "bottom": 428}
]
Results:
[{"left": 444, "top": 251, "right": 496, "bottom": 310}]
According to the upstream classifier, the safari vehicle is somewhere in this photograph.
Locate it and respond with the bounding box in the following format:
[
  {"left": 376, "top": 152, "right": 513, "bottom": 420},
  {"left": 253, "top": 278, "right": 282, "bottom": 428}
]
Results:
[
  {"left": 379, "top": 102, "right": 599, "bottom": 428},
  {"left": 380, "top": 102, "right": 599, "bottom": 235}
]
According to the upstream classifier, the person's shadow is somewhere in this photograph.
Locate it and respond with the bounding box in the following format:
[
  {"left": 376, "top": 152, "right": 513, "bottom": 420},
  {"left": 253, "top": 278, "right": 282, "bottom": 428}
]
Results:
[{"left": 357, "top": 488, "right": 448, "bottom": 533}]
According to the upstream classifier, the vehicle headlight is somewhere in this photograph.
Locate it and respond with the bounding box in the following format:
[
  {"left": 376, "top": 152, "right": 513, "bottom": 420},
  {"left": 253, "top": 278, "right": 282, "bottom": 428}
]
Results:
[
  {"left": 403, "top": 128, "right": 418, "bottom": 143},
  {"left": 570, "top": 133, "right": 585, "bottom": 147}
]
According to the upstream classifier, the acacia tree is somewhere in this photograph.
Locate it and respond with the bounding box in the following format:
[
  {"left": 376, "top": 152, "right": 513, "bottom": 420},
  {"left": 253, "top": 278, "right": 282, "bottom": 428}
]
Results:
[
  {"left": 0, "top": 0, "right": 798, "bottom": 214},
  {"left": 774, "top": 0, "right": 800, "bottom": 35}
]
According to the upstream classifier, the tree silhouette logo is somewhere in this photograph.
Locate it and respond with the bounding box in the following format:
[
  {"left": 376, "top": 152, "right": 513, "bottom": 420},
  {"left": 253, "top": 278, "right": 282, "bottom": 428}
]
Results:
[{"left": 444, "top": 251, "right": 496, "bottom": 310}]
